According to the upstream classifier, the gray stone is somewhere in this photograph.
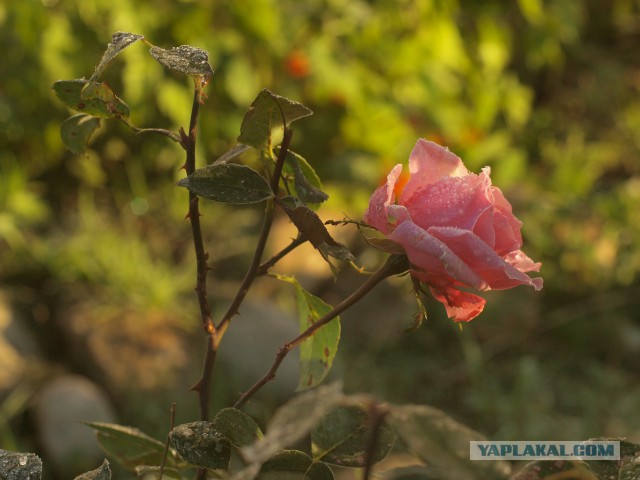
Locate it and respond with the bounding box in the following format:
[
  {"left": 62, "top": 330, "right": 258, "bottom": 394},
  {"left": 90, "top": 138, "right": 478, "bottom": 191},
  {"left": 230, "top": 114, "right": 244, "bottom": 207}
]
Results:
[{"left": 33, "top": 375, "right": 117, "bottom": 478}]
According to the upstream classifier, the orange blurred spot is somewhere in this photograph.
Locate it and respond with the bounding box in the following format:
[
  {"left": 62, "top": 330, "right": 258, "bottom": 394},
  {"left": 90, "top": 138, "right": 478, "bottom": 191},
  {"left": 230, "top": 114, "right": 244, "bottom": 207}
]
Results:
[
  {"left": 285, "top": 50, "right": 310, "bottom": 78},
  {"left": 378, "top": 168, "right": 410, "bottom": 198}
]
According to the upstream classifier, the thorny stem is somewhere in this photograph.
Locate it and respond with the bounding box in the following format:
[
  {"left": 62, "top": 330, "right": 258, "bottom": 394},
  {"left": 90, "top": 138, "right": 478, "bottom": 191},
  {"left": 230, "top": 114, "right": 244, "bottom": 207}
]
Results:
[{"left": 233, "top": 254, "right": 409, "bottom": 409}]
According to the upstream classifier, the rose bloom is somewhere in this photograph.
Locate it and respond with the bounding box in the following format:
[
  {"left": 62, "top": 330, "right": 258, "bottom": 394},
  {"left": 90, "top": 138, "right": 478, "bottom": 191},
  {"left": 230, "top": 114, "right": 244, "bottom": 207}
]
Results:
[{"left": 365, "top": 139, "right": 543, "bottom": 322}]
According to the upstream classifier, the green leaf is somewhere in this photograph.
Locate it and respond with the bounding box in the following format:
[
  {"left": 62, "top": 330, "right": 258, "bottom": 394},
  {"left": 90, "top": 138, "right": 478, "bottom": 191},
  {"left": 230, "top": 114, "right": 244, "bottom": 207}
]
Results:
[
  {"left": 60, "top": 114, "right": 100, "bottom": 154},
  {"left": 52, "top": 79, "right": 130, "bottom": 118},
  {"left": 211, "top": 408, "right": 263, "bottom": 448},
  {"left": 311, "top": 405, "right": 394, "bottom": 468},
  {"left": 0, "top": 449, "right": 42, "bottom": 480},
  {"left": 238, "top": 89, "right": 313, "bottom": 152},
  {"left": 272, "top": 274, "right": 341, "bottom": 390},
  {"left": 149, "top": 45, "right": 214, "bottom": 81},
  {"left": 257, "top": 450, "right": 333, "bottom": 480},
  {"left": 84, "top": 422, "right": 173, "bottom": 469},
  {"left": 387, "top": 405, "right": 511, "bottom": 480},
  {"left": 134, "top": 465, "right": 183, "bottom": 480},
  {"left": 169, "top": 421, "right": 231, "bottom": 470},
  {"left": 74, "top": 459, "right": 111, "bottom": 480},
  {"left": 89, "top": 32, "right": 144, "bottom": 82},
  {"left": 240, "top": 383, "right": 345, "bottom": 467},
  {"left": 176, "top": 163, "right": 273, "bottom": 204},
  {"left": 283, "top": 150, "right": 328, "bottom": 206}
]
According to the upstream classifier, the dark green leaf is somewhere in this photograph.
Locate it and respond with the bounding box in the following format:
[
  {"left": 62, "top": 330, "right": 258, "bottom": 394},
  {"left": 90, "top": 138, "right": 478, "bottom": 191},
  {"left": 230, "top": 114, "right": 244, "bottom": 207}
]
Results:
[
  {"left": 60, "top": 114, "right": 100, "bottom": 154},
  {"left": 176, "top": 163, "right": 272, "bottom": 204},
  {"left": 387, "top": 405, "right": 511, "bottom": 480},
  {"left": 84, "top": 422, "right": 171, "bottom": 469},
  {"left": 89, "top": 32, "right": 144, "bottom": 82},
  {"left": 74, "top": 459, "right": 111, "bottom": 480},
  {"left": 283, "top": 150, "right": 328, "bottom": 206},
  {"left": 311, "top": 405, "right": 394, "bottom": 467},
  {"left": 149, "top": 45, "right": 214, "bottom": 81},
  {"left": 52, "top": 79, "right": 130, "bottom": 118},
  {"left": 272, "top": 274, "right": 341, "bottom": 391},
  {"left": 134, "top": 465, "right": 182, "bottom": 480},
  {"left": 238, "top": 89, "right": 313, "bottom": 152},
  {"left": 241, "top": 383, "right": 345, "bottom": 467},
  {"left": 211, "top": 408, "right": 263, "bottom": 448},
  {"left": 169, "top": 421, "right": 231, "bottom": 470},
  {"left": 257, "top": 450, "right": 333, "bottom": 480},
  {"left": 0, "top": 449, "right": 42, "bottom": 480}
]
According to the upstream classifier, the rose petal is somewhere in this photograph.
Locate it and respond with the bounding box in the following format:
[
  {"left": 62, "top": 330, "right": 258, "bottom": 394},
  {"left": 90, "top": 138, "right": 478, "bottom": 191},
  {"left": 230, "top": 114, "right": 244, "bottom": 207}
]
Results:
[
  {"left": 427, "top": 226, "right": 542, "bottom": 291},
  {"left": 388, "top": 221, "right": 487, "bottom": 290},
  {"left": 490, "top": 186, "right": 523, "bottom": 255},
  {"left": 403, "top": 170, "right": 493, "bottom": 234},
  {"left": 364, "top": 164, "right": 403, "bottom": 234},
  {"left": 429, "top": 285, "right": 486, "bottom": 322},
  {"left": 399, "top": 139, "right": 469, "bottom": 203}
]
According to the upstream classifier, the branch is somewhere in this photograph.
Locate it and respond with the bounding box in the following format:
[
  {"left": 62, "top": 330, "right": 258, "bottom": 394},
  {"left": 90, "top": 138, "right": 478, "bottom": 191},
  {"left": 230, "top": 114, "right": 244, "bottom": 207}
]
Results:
[
  {"left": 257, "top": 233, "right": 307, "bottom": 276},
  {"left": 233, "top": 254, "right": 409, "bottom": 409},
  {"left": 214, "top": 129, "right": 294, "bottom": 339},
  {"left": 117, "top": 117, "right": 181, "bottom": 143}
]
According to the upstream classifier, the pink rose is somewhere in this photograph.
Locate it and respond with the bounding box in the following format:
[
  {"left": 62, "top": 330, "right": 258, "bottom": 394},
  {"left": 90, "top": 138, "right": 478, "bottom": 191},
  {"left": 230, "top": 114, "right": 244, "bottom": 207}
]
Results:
[{"left": 365, "top": 139, "right": 543, "bottom": 322}]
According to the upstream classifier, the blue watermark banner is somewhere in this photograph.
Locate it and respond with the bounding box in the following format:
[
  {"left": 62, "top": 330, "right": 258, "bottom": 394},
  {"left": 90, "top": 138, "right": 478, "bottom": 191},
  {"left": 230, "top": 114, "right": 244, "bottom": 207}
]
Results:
[{"left": 470, "top": 441, "right": 620, "bottom": 460}]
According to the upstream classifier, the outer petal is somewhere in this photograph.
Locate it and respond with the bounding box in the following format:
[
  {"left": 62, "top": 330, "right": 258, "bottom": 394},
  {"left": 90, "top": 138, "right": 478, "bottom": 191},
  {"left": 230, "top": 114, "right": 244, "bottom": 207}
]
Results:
[
  {"left": 399, "top": 139, "right": 469, "bottom": 203},
  {"left": 427, "top": 226, "right": 542, "bottom": 291},
  {"left": 364, "top": 164, "right": 403, "bottom": 234},
  {"left": 429, "top": 285, "right": 486, "bottom": 322},
  {"left": 388, "top": 221, "right": 487, "bottom": 290},
  {"left": 490, "top": 186, "right": 523, "bottom": 255}
]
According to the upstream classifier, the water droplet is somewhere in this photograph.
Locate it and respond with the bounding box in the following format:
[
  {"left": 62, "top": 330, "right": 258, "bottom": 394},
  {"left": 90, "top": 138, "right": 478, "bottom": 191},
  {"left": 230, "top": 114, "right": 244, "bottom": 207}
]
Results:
[{"left": 19, "top": 456, "right": 27, "bottom": 466}]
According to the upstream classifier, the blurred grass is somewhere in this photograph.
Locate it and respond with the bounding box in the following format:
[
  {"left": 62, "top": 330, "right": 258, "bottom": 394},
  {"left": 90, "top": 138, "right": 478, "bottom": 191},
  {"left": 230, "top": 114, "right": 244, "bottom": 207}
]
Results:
[{"left": 1, "top": 0, "right": 640, "bottom": 473}]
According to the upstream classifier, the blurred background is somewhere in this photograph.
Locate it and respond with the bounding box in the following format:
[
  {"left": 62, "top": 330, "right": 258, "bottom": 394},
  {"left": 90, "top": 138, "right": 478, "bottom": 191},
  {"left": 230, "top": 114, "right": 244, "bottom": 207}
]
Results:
[{"left": 1, "top": 0, "right": 640, "bottom": 478}]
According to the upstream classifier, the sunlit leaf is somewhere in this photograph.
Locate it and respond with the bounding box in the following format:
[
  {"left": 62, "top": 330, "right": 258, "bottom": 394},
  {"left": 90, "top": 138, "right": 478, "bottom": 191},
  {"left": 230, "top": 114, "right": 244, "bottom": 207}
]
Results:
[
  {"left": 89, "top": 32, "right": 144, "bottom": 82},
  {"left": 52, "top": 79, "right": 130, "bottom": 118},
  {"left": 60, "top": 114, "right": 100, "bottom": 154},
  {"left": 238, "top": 89, "right": 312, "bottom": 152},
  {"left": 74, "top": 459, "right": 111, "bottom": 480},
  {"left": 176, "top": 163, "right": 272, "bottom": 204},
  {"left": 272, "top": 274, "right": 341, "bottom": 390},
  {"left": 169, "top": 422, "right": 231, "bottom": 470},
  {"left": 257, "top": 450, "right": 333, "bottom": 480},
  {"left": 311, "top": 405, "right": 394, "bottom": 467},
  {"left": 0, "top": 449, "right": 42, "bottom": 480},
  {"left": 84, "top": 422, "right": 173, "bottom": 469},
  {"left": 240, "top": 383, "right": 345, "bottom": 467},
  {"left": 387, "top": 405, "right": 511, "bottom": 480},
  {"left": 149, "top": 45, "right": 214, "bottom": 82},
  {"left": 211, "top": 408, "right": 263, "bottom": 448}
]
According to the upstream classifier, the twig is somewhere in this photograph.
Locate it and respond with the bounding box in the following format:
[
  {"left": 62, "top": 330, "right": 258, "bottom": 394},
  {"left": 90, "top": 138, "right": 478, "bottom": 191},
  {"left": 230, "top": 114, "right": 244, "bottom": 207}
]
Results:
[
  {"left": 158, "top": 402, "right": 176, "bottom": 480},
  {"left": 117, "top": 117, "right": 181, "bottom": 143},
  {"left": 257, "top": 233, "right": 307, "bottom": 275},
  {"left": 233, "top": 254, "right": 409, "bottom": 409}
]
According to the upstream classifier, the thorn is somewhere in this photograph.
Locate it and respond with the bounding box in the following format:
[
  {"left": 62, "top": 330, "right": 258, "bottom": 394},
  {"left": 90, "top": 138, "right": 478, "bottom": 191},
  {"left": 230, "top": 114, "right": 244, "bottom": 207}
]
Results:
[
  {"left": 184, "top": 212, "right": 191, "bottom": 220},
  {"left": 190, "top": 381, "right": 201, "bottom": 393},
  {"left": 179, "top": 163, "right": 188, "bottom": 171}
]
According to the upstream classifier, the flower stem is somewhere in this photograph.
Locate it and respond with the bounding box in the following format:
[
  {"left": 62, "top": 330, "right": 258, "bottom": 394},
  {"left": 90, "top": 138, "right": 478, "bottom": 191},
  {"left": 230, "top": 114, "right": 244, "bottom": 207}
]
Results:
[{"left": 233, "top": 254, "right": 409, "bottom": 409}]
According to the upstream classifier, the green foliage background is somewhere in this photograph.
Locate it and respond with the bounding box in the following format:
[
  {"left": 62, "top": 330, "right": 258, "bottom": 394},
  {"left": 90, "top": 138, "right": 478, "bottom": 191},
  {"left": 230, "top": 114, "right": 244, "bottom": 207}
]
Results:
[{"left": 2, "top": 0, "right": 640, "bottom": 475}]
